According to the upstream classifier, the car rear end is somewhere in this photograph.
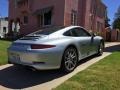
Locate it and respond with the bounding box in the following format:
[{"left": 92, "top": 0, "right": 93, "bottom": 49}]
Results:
[{"left": 8, "top": 34, "right": 64, "bottom": 70}]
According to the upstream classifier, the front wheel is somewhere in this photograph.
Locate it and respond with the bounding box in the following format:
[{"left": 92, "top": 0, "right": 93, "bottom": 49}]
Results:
[
  {"left": 97, "top": 42, "right": 104, "bottom": 56},
  {"left": 61, "top": 47, "right": 78, "bottom": 73}
]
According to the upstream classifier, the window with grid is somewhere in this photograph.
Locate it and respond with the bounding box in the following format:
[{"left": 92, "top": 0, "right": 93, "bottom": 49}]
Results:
[{"left": 71, "top": 10, "right": 77, "bottom": 25}]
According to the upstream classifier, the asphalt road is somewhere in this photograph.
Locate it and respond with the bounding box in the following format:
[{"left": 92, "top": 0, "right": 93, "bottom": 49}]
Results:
[{"left": 0, "top": 42, "right": 120, "bottom": 90}]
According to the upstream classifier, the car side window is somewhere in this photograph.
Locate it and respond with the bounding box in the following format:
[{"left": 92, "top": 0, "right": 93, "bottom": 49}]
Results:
[
  {"left": 71, "top": 28, "right": 91, "bottom": 37},
  {"left": 63, "top": 30, "right": 72, "bottom": 36}
]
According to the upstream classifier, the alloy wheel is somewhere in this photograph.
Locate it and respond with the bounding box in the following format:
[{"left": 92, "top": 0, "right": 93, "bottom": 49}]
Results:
[
  {"left": 62, "top": 47, "right": 78, "bottom": 72},
  {"left": 98, "top": 43, "right": 104, "bottom": 55}
]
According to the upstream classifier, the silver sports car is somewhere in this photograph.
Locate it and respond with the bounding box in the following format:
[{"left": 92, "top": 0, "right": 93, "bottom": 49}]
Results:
[{"left": 8, "top": 26, "right": 104, "bottom": 72}]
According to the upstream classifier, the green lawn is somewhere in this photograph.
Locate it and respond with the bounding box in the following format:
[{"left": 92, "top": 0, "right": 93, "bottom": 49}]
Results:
[
  {"left": 54, "top": 52, "right": 120, "bottom": 90},
  {"left": 0, "top": 40, "right": 11, "bottom": 65}
]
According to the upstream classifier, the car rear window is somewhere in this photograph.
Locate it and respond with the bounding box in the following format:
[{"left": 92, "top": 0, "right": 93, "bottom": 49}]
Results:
[{"left": 32, "top": 26, "right": 65, "bottom": 35}]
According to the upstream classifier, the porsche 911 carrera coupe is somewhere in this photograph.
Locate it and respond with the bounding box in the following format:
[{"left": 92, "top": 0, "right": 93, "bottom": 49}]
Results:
[{"left": 8, "top": 26, "right": 104, "bottom": 72}]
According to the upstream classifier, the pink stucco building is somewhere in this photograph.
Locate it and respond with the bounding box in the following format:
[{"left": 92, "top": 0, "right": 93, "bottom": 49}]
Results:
[{"left": 8, "top": 0, "right": 107, "bottom": 38}]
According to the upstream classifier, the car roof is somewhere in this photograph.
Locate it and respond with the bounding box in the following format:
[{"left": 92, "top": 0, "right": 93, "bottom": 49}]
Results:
[
  {"left": 49, "top": 26, "right": 86, "bottom": 37},
  {"left": 55, "top": 25, "right": 85, "bottom": 33}
]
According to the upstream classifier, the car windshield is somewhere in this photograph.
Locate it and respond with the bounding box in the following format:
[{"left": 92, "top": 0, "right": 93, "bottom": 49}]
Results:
[{"left": 31, "top": 26, "right": 65, "bottom": 35}]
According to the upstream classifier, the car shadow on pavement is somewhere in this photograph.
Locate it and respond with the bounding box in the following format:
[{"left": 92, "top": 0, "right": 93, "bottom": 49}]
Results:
[
  {"left": 0, "top": 65, "right": 67, "bottom": 89},
  {"left": 105, "top": 44, "right": 120, "bottom": 53},
  {"left": 0, "top": 44, "right": 119, "bottom": 89}
]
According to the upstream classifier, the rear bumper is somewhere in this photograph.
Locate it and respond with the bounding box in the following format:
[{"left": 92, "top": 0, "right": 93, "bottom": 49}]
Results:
[{"left": 8, "top": 47, "right": 64, "bottom": 70}]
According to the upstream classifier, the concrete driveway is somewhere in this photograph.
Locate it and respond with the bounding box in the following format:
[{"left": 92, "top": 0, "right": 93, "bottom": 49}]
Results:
[{"left": 0, "top": 42, "right": 120, "bottom": 90}]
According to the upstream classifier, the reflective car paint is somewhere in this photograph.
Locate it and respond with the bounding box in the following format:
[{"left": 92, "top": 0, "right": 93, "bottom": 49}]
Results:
[{"left": 8, "top": 26, "right": 104, "bottom": 70}]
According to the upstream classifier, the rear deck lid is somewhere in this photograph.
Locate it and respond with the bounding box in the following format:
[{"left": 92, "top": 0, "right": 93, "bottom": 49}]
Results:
[{"left": 20, "top": 34, "right": 47, "bottom": 41}]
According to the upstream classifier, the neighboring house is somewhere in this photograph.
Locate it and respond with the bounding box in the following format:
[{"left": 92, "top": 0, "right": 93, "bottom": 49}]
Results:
[
  {"left": 105, "top": 27, "right": 120, "bottom": 42},
  {"left": 105, "top": 27, "right": 112, "bottom": 42},
  {"left": 111, "top": 29, "right": 120, "bottom": 42},
  {"left": 0, "top": 18, "right": 8, "bottom": 38},
  {"left": 8, "top": 0, "right": 107, "bottom": 39}
]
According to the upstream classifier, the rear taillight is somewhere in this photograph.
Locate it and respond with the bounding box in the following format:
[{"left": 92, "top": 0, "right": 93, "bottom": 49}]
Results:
[{"left": 31, "top": 44, "right": 56, "bottom": 49}]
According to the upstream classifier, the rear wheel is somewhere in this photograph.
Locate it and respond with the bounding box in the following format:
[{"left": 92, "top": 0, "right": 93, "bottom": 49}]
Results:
[
  {"left": 61, "top": 47, "right": 78, "bottom": 73},
  {"left": 97, "top": 42, "right": 104, "bottom": 56}
]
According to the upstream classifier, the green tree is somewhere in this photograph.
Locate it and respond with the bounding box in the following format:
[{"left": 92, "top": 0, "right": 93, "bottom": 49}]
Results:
[
  {"left": 104, "top": 9, "right": 110, "bottom": 28},
  {"left": 113, "top": 18, "right": 120, "bottom": 29},
  {"left": 105, "top": 15, "right": 110, "bottom": 28},
  {"left": 113, "top": 6, "right": 120, "bottom": 30},
  {"left": 115, "top": 6, "right": 120, "bottom": 19}
]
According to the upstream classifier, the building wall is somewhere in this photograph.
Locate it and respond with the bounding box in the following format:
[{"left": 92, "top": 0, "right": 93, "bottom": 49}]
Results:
[
  {"left": 111, "top": 30, "right": 117, "bottom": 42},
  {"left": 33, "top": 0, "right": 65, "bottom": 25},
  {"left": 83, "top": 0, "right": 91, "bottom": 30},
  {"left": 111, "top": 29, "right": 120, "bottom": 42},
  {"left": 9, "top": 0, "right": 107, "bottom": 39},
  {"left": 82, "top": 0, "right": 107, "bottom": 40},
  {"left": 78, "top": 0, "right": 86, "bottom": 27},
  {"left": 9, "top": 0, "right": 65, "bottom": 35},
  {"left": 64, "top": 0, "right": 79, "bottom": 26}
]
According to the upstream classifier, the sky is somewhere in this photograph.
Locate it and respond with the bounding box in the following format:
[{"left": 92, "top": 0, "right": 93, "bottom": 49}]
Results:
[
  {"left": 0, "top": 0, "right": 120, "bottom": 25},
  {"left": 0, "top": 0, "right": 8, "bottom": 17},
  {"left": 102, "top": 0, "right": 120, "bottom": 24}
]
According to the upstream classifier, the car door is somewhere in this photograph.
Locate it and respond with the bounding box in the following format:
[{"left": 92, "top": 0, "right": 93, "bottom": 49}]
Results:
[
  {"left": 70, "top": 27, "right": 92, "bottom": 59},
  {"left": 89, "top": 33, "right": 99, "bottom": 55},
  {"left": 77, "top": 28, "right": 97, "bottom": 56}
]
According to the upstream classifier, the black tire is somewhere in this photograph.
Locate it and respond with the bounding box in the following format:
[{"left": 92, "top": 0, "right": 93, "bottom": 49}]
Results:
[
  {"left": 61, "top": 47, "right": 78, "bottom": 73},
  {"left": 97, "top": 42, "right": 104, "bottom": 56}
]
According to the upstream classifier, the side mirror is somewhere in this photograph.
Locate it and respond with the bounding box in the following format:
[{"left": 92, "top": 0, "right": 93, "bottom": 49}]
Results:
[
  {"left": 91, "top": 32, "right": 96, "bottom": 37},
  {"left": 91, "top": 33, "right": 96, "bottom": 37},
  {"left": 91, "top": 32, "right": 95, "bottom": 42},
  {"left": 88, "top": 31, "right": 96, "bottom": 37}
]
